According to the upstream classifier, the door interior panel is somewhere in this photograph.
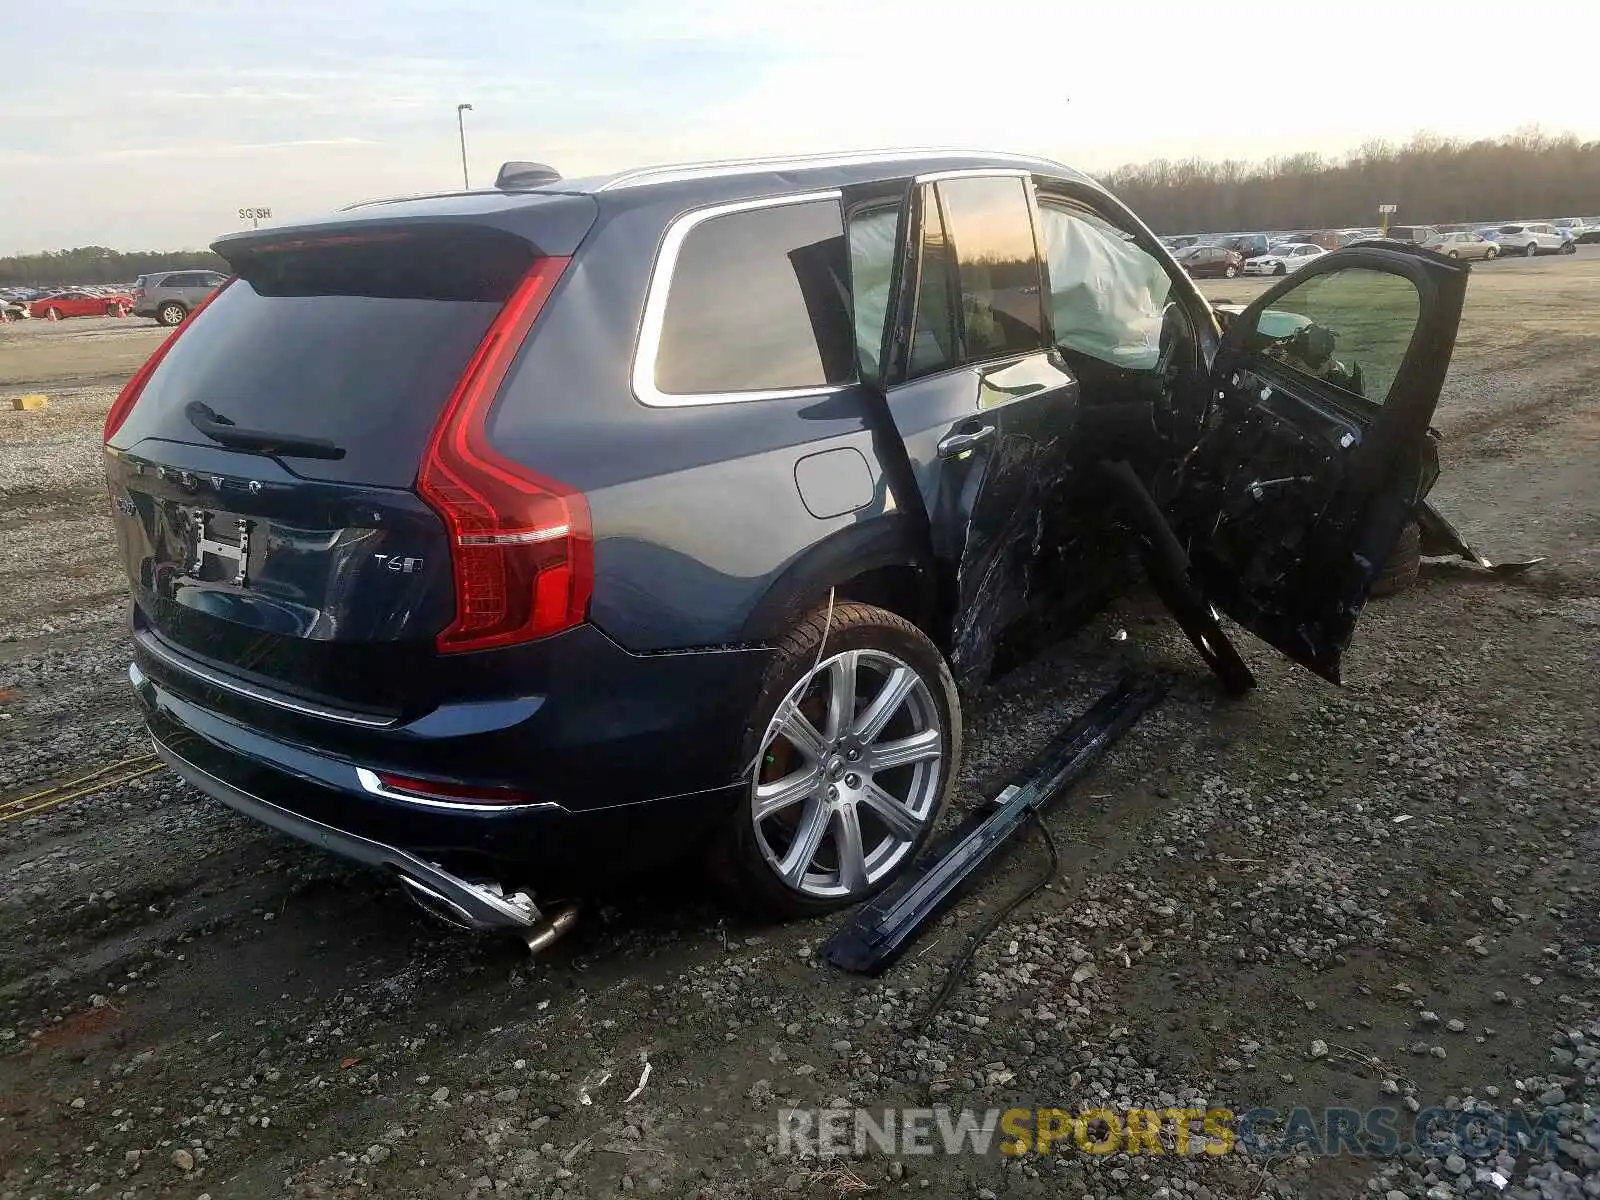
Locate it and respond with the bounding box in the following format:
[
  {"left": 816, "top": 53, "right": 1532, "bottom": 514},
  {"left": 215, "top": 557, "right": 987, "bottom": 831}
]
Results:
[{"left": 1182, "top": 365, "right": 1360, "bottom": 611}]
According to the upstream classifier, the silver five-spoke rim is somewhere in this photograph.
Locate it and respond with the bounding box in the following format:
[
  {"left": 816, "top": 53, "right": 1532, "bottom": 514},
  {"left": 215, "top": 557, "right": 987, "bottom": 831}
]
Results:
[{"left": 751, "top": 649, "right": 943, "bottom": 900}]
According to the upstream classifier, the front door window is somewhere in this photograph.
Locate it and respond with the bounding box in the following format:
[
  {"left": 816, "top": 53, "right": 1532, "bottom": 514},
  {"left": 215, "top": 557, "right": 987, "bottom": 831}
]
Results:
[{"left": 1250, "top": 267, "right": 1422, "bottom": 405}]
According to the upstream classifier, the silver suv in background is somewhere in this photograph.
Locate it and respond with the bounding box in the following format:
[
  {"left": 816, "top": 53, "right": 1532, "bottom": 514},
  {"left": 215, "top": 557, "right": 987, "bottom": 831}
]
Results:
[
  {"left": 1496, "top": 223, "right": 1573, "bottom": 257},
  {"left": 132, "top": 270, "right": 228, "bottom": 326}
]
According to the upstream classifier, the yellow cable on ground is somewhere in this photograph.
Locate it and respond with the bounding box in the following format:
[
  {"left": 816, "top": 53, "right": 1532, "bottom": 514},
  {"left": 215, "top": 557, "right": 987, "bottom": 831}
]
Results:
[
  {"left": 0, "top": 762, "right": 165, "bottom": 823},
  {"left": 0, "top": 754, "right": 158, "bottom": 812}
]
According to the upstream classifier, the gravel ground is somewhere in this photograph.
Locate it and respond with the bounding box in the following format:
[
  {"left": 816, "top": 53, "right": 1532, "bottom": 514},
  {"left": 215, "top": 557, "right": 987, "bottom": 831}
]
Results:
[{"left": 1, "top": 255, "right": 1597, "bottom": 1200}]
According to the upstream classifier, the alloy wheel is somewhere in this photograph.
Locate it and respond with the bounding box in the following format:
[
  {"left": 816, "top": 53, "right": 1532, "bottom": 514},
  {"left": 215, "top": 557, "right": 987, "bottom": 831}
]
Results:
[{"left": 750, "top": 648, "right": 944, "bottom": 900}]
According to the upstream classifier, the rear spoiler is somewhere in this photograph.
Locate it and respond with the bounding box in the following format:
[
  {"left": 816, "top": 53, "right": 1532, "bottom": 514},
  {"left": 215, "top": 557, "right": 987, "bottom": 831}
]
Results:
[{"left": 211, "top": 193, "right": 598, "bottom": 265}]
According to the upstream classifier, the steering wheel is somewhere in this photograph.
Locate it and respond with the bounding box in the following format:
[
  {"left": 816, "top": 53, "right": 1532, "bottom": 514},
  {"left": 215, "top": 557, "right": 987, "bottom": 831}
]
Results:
[{"left": 1150, "top": 301, "right": 1210, "bottom": 452}]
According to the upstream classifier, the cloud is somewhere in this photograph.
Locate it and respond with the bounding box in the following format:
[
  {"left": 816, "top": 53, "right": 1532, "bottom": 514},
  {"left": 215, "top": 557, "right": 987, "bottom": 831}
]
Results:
[{"left": 2, "top": 0, "right": 1597, "bottom": 252}]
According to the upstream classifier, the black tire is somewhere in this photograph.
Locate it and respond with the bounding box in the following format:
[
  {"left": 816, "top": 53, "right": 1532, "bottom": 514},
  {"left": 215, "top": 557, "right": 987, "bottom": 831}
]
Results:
[
  {"left": 158, "top": 301, "right": 187, "bottom": 327},
  {"left": 1524, "top": 242, "right": 1538, "bottom": 257},
  {"left": 1561, "top": 241, "right": 1576, "bottom": 255},
  {"left": 1370, "top": 520, "right": 1422, "bottom": 597},
  {"left": 1447, "top": 249, "right": 1460, "bottom": 259},
  {"left": 1274, "top": 263, "right": 1287, "bottom": 276},
  {"left": 707, "top": 601, "right": 961, "bottom": 919},
  {"left": 43, "top": 306, "right": 62, "bottom": 321},
  {"left": 1486, "top": 247, "right": 1498, "bottom": 260},
  {"left": 1224, "top": 263, "right": 1238, "bottom": 278}
]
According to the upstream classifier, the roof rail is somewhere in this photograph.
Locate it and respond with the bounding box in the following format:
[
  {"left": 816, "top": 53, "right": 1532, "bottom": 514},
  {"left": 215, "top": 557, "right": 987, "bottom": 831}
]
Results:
[{"left": 594, "top": 148, "right": 1049, "bottom": 192}]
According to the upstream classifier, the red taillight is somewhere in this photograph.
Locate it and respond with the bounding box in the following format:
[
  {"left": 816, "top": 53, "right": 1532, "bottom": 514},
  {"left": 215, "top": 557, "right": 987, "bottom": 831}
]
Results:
[
  {"left": 418, "top": 257, "right": 590, "bottom": 654},
  {"left": 373, "top": 771, "right": 534, "bottom": 806},
  {"left": 103, "top": 278, "right": 233, "bottom": 443}
]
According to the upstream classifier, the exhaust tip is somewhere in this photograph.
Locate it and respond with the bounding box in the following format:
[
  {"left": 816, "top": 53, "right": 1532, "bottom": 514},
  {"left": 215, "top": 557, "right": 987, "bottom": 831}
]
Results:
[
  {"left": 525, "top": 902, "right": 581, "bottom": 956},
  {"left": 396, "top": 875, "right": 480, "bottom": 930}
]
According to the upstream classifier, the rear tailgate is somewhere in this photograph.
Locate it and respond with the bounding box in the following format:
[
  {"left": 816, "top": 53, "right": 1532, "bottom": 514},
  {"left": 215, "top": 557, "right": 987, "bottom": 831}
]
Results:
[{"left": 105, "top": 195, "right": 597, "bottom": 720}]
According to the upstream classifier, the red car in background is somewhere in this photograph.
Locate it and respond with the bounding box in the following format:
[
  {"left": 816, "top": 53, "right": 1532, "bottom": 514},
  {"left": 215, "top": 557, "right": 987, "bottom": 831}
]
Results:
[
  {"left": 27, "top": 289, "right": 133, "bottom": 320},
  {"left": 1172, "top": 243, "right": 1245, "bottom": 278}
]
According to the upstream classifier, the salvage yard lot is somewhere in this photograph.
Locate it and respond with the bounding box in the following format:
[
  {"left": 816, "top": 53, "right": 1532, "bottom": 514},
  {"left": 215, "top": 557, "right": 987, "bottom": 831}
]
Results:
[{"left": 1, "top": 252, "right": 1597, "bottom": 1200}]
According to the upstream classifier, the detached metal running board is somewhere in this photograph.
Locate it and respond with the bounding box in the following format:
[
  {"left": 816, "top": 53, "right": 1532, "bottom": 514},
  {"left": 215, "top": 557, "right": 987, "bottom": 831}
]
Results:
[{"left": 824, "top": 673, "right": 1167, "bottom": 975}]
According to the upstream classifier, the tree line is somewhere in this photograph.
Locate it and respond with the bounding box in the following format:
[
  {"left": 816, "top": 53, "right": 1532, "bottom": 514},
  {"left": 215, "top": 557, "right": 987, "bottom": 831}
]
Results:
[
  {"left": 1101, "top": 129, "right": 1600, "bottom": 235},
  {"left": 0, "top": 246, "right": 227, "bottom": 288}
]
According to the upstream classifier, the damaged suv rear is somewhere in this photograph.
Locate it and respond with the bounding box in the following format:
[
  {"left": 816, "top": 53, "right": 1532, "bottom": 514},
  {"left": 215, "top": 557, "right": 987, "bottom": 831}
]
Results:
[{"left": 104, "top": 151, "right": 1490, "bottom": 940}]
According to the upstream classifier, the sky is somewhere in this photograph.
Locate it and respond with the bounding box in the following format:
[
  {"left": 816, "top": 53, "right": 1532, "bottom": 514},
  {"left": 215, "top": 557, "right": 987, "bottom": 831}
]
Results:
[{"left": 3, "top": 0, "right": 1597, "bottom": 254}]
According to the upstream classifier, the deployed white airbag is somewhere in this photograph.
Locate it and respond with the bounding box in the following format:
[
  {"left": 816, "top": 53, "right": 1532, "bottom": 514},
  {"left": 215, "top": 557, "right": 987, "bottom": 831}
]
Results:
[{"left": 1039, "top": 205, "right": 1171, "bottom": 370}]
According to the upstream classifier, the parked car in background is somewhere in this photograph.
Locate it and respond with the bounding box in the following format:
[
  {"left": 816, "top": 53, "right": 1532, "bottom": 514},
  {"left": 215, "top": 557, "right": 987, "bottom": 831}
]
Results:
[
  {"left": 1424, "top": 230, "right": 1500, "bottom": 261},
  {"left": 102, "top": 148, "right": 1476, "bottom": 931},
  {"left": 1496, "top": 223, "right": 1573, "bottom": 257},
  {"left": 1244, "top": 243, "right": 1327, "bottom": 275},
  {"left": 1174, "top": 243, "right": 1245, "bottom": 278},
  {"left": 1285, "top": 230, "right": 1343, "bottom": 250},
  {"left": 132, "top": 271, "right": 229, "bottom": 326},
  {"left": 1206, "top": 233, "right": 1275, "bottom": 260},
  {"left": 1578, "top": 220, "right": 1600, "bottom": 245},
  {"left": 26, "top": 288, "right": 132, "bottom": 320},
  {"left": 1382, "top": 226, "right": 1439, "bottom": 245}
]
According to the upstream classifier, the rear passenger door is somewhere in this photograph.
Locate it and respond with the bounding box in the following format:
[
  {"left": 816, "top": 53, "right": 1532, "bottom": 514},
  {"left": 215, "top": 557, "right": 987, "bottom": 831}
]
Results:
[{"left": 859, "top": 172, "right": 1077, "bottom": 691}]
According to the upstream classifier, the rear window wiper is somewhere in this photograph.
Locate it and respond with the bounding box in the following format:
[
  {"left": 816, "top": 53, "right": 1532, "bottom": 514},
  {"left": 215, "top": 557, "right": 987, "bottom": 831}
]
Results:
[{"left": 185, "top": 401, "right": 345, "bottom": 461}]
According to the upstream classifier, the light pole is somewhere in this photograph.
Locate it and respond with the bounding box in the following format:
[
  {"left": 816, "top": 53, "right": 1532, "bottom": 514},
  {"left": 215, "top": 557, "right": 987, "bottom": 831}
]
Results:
[{"left": 456, "top": 103, "right": 474, "bottom": 188}]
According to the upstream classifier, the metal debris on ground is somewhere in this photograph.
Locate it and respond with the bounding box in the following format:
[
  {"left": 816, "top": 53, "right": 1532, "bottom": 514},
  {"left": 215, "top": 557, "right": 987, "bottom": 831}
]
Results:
[
  {"left": 825, "top": 673, "right": 1167, "bottom": 976},
  {"left": 624, "top": 1057, "right": 652, "bottom": 1103}
]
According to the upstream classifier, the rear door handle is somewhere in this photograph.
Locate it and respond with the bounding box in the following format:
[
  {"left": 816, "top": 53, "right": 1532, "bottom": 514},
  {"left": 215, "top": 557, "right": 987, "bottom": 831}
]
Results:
[{"left": 936, "top": 424, "right": 996, "bottom": 459}]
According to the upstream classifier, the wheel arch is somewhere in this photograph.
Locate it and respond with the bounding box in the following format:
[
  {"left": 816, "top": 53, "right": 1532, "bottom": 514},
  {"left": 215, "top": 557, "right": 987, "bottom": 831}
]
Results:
[{"left": 738, "top": 515, "right": 942, "bottom": 646}]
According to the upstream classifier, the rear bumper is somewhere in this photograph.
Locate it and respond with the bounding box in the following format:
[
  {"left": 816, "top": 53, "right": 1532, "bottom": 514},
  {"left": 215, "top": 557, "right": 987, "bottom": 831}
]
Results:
[
  {"left": 152, "top": 732, "right": 543, "bottom": 931},
  {"left": 130, "top": 617, "right": 772, "bottom": 813},
  {"left": 132, "top": 635, "right": 758, "bottom": 893}
]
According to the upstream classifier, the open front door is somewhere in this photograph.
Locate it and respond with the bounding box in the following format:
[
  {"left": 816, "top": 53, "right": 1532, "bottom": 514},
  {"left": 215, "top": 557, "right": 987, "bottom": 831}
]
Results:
[{"left": 1169, "top": 245, "right": 1469, "bottom": 682}]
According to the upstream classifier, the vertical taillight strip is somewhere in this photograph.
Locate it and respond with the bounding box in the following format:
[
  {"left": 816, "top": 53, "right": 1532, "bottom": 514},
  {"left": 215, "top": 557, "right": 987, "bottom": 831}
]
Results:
[{"left": 417, "top": 257, "right": 592, "bottom": 653}]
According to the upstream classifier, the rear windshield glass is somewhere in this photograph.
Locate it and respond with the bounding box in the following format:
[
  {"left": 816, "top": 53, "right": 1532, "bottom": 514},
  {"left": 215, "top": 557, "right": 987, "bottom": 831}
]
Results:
[{"left": 117, "top": 228, "right": 534, "bottom": 487}]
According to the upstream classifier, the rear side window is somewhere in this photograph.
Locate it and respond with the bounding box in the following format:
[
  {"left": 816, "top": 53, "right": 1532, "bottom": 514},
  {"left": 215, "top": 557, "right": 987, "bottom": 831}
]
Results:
[
  {"left": 905, "top": 192, "right": 959, "bottom": 380},
  {"left": 936, "top": 176, "right": 1046, "bottom": 360},
  {"left": 117, "top": 227, "right": 537, "bottom": 487},
  {"left": 651, "top": 198, "right": 854, "bottom": 397}
]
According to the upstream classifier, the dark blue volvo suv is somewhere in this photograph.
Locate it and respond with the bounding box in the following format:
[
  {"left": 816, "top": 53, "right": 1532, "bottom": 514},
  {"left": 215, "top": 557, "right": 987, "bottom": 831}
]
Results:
[{"left": 104, "top": 149, "right": 1478, "bottom": 943}]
